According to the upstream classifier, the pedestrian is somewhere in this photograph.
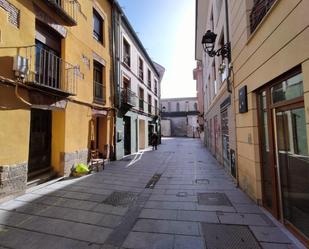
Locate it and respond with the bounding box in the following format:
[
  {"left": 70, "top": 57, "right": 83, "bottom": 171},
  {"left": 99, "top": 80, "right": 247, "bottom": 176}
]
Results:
[{"left": 151, "top": 132, "right": 158, "bottom": 150}]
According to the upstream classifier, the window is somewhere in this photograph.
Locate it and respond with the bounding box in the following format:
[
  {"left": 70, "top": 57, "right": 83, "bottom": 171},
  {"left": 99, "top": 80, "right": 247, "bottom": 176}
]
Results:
[
  {"left": 194, "top": 102, "right": 198, "bottom": 111},
  {"left": 123, "top": 38, "right": 131, "bottom": 67},
  {"left": 148, "top": 94, "right": 152, "bottom": 114},
  {"left": 219, "top": 34, "right": 227, "bottom": 83},
  {"left": 147, "top": 69, "right": 151, "bottom": 88},
  {"left": 213, "top": 63, "right": 217, "bottom": 95},
  {"left": 93, "top": 9, "right": 103, "bottom": 43},
  {"left": 93, "top": 60, "right": 104, "bottom": 103},
  {"left": 155, "top": 99, "right": 158, "bottom": 115},
  {"left": 139, "top": 87, "right": 144, "bottom": 110},
  {"left": 176, "top": 102, "right": 180, "bottom": 112},
  {"left": 250, "top": 0, "right": 276, "bottom": 33},
  {"left": 154, "top": 79, "right": 158, "bottom": 94},
  {"left": 138, "top": 57, "right": 144, "bottom": 81}
]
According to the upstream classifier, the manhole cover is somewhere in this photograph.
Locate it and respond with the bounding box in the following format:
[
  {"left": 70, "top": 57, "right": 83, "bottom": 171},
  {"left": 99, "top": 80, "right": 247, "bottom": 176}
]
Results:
[
  {"left": 201, "top": 223, "right": 261, "bottom": 249},
  {"left": 102, "top": 191, "right": 137, "bottom": 207},
  {"left": 195, "top": 179, "right": 209, "bottom": 184},
  {"left": 197, "top": 192, "right": 232, "bottom": 206},
  {"left": 176, "top": 192, "right": 188, "bottom": 197}
]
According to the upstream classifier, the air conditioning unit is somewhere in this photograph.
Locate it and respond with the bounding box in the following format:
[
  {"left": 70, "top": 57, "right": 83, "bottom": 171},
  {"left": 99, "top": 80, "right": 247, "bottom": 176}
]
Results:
[{"left": 13, "top": 55, "right": 29, "bottom": 79}]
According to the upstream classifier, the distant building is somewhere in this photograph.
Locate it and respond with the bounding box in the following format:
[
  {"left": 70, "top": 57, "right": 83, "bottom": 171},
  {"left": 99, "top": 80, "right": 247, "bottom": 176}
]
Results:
[{"left": 161, "top": 98, "right": 199, "bottom": 137}]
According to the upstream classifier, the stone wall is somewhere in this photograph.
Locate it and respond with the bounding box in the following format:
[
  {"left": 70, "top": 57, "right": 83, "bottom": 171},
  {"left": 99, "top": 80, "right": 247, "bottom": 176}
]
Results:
[
  {"left": 0, "top": 163, "right": 27, "bottom": 200},
  {"left": 61, "top": 149, "right": 88, "bottom": 176}
]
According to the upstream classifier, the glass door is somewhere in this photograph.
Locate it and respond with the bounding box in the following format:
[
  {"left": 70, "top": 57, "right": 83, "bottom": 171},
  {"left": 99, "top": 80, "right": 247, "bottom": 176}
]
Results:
[
  {"left": 275, "top": 105, "right": 309, "bottom": 239},
  {"left": 258, "top": 90, "right": 279, "bottom": 218}
]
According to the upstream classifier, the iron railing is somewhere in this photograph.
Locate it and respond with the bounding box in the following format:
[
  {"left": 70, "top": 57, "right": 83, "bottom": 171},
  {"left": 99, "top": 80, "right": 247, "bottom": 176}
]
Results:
[
  {"left": 250, "top": 0, "right": 276, "bottom": 33},
  {"left": 121, "top": 88, "right": 137, "bottom": 107},
  {"left": 93, "top": 81, "right": 105, "bottom": 104},
  {"left": 20, "top": 45, "right": 77, "bottom": 95},
  {"left": 45, "top": 0, "right": 78, "bottom": 25}
]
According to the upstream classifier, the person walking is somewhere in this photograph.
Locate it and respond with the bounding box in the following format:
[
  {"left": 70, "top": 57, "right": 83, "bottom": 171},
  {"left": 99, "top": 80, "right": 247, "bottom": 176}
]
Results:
[{"left": 151, "top": 132, "right": 158, "bottom": 150}]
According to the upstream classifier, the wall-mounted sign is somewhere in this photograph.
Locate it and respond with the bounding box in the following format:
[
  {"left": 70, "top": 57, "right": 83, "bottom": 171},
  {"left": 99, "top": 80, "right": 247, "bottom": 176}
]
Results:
[{"left": 239, "top": 85, "right": 248, "bottom": 113}]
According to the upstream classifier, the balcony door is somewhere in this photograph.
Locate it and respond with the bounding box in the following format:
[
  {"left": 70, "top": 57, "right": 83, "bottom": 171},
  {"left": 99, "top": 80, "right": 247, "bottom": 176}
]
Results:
[{"left": 35, "top": 21, "right": 61, "bottom": 89}]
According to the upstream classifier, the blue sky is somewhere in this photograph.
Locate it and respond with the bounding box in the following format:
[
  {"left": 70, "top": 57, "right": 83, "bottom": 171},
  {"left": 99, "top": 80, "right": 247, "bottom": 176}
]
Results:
[{"left": 117, "top": 0, "right": 196, "bottom": 98}]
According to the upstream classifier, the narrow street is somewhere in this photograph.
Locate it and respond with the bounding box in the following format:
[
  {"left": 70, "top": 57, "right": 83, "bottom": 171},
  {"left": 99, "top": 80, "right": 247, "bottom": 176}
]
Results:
[{"left": 0, "top": 138, "right": 302, "bottom": 249}]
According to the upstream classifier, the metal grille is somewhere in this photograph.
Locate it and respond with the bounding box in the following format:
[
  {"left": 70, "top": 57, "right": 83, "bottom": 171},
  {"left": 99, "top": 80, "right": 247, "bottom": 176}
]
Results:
[
  {"left": 197, "top": 192, "right": 232, "bottom": 206},
  {"left": 176, "top": 192, "right": 188, "bottom": 197},
  {"left": 201, "top": 223, "right": 261, "bottom": 249},
  {"left": 195, "top": 179, "right": 210, "bottom": 184},
  {"left": 103, "top": 191, "right": 137, "bottom": 207},
  {"left": 145, "top": 173, "right": 162, "bottom": 189}
]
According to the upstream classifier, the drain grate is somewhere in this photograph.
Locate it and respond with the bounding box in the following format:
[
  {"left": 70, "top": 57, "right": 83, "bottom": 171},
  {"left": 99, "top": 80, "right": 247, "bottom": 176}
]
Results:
[
  {"left": 102, "top": 191, "right": 137, "bottom": 207},
  {"left": 197, "top": 192, "right": 232, "bottom": 206},
  {"left": 195, "top": 179, "right": 210, "bottom": 184},
  {"left": 201, "top": 223, "right": 261, "bottom": 249},
  {"left": 145, "top": 173, "right": 162, "bottom": 189}
]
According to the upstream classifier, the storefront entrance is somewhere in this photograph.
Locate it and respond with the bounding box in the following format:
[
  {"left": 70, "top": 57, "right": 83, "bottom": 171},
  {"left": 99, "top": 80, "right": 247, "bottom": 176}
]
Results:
[{"left": 258, "top": 69, "right": 309, "bottom": 244}]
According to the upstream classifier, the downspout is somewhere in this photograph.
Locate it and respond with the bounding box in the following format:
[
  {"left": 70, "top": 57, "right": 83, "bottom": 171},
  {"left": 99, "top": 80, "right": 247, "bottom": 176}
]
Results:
[
  {"left": 225, "top": 0, "right": 232, "bottom": 94},
  {"left": 225, "top": 0, "right": 239, "bottom": 187}
]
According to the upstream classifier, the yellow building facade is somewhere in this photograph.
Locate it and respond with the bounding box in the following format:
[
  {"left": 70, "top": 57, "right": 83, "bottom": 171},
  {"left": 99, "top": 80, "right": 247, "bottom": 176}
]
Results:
[
  {"left": 231, "top": 0, "right": 309, "bottom": 244},
  {"left": 0, "top": 0, "right": 114, "bottom": 200}
]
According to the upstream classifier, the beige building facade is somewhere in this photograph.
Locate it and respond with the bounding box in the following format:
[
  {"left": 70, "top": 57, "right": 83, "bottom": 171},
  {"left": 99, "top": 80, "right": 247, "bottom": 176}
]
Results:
[
  {"left": 196, "top": 0, "right": 309, "bottom": 245},
  {"left": 231, "top": 0, "right": 309, "bottom": 244}
]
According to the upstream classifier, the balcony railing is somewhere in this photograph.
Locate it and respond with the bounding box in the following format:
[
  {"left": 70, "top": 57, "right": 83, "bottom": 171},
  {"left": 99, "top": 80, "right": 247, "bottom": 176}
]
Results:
[
  {"left": 20, "top": 45, "right": 77, "bottom": 95},
  {"left": 250, "top": 0, "right": 276, "bottom": 33},
  {"left": 121, "top": 88, "right": 137, "bottom": 107},
  {"left": 44, "top": 0, "right": 78, "bottom": 26},
  {"left": 93, "top": 81, "right": 105, "bottom": 104}
]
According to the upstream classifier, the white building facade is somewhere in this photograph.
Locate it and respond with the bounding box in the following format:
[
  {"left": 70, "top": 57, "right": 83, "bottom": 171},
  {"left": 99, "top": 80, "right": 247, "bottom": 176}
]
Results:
[{"left": 112, "top": 3, "right": 164, "bottom": 159}]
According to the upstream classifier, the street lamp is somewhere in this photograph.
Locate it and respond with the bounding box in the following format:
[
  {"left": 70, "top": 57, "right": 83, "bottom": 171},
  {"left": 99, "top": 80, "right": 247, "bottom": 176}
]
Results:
[{"left": 201, "top": 30, "right": 230, "bottom": 59}]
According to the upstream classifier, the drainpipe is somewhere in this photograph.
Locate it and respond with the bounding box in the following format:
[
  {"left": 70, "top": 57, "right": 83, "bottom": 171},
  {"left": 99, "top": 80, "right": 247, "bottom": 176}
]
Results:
[{"left": 225, "top": 0, "right": 232, "bottom": 94}]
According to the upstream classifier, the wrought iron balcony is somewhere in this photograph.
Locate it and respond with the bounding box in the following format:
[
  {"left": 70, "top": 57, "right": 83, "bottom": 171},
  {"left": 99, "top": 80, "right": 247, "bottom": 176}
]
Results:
[
  {"left": 44, "top": 0, "right": 78, "bottom": 26},
  {"left": 250, "top": 0, "right": 276, "bottom": 33},
  {"left": 93, "top": 81, "right": 106, "bottom": 104},
  {"left": 15, "top": 45, "right": 77, "bottom": 95},
  {"left": 121, "top": 88, "right": 137, "bottom": 107}
]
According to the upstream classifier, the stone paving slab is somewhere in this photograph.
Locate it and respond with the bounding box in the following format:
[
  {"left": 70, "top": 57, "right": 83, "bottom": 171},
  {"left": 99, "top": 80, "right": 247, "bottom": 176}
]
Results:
[
  {"left": 145, "top": 200, "right": 196, "bottom": 210},
  {"left": 0, "top": 209, "right": 112, "bottom": 244},
  {"left": 260, "top": 243, "right": 300, "bottom": 249},
  {"left": 177, "top": 210, "right": 219, "bottom": 223},
  {"left": 0, "top": 225, "right": 101, "bottom": 249},
  {"left": 174, "top": 235, "right": 205, "bottom": 249},
  {"left": 250, "top": 226, "right": 293, "bottom": 244},
  {"left": 139, "top": 208, "right": 178, "bottom": 220},
  {"left": 218, "top": 213, "right": 274, "bottom": 226},
  {"left": 132, "top": 219, "right": 200, "bottom": 236},
  {"left": 122, "top": 231, "right": 174, "bottom": 249}
]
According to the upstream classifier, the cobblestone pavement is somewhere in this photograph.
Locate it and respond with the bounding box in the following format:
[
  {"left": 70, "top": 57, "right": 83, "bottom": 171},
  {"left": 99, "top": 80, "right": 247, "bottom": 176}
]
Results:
[{"left": 0, "top": 138, "right": 305, "bottom": 249}]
